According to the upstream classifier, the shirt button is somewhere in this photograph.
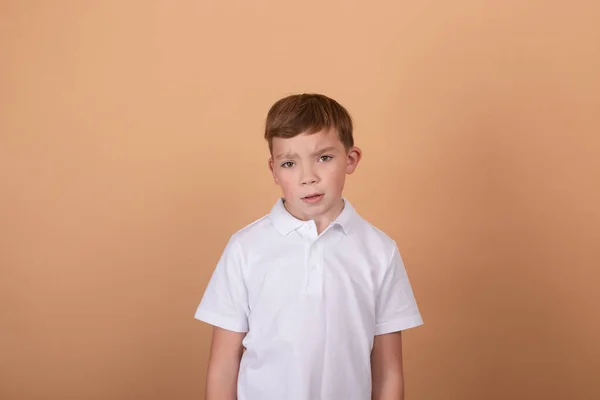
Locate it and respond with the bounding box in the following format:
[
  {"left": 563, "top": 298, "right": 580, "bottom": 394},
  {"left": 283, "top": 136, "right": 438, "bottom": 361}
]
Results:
[{"left": 303, "top": 224, "right": 310, "bottom": 231}]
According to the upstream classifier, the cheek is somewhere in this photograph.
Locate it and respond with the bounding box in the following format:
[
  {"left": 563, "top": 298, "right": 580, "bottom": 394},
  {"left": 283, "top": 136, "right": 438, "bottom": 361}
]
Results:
[
  {"left": 327, "top": 162, "right": 347, "bottom": 178},
  {"left": 328, "top": 165, "right": 347, "bottom": 190},
  {"left": 275, "top": 171, "right": 296, "bottom": 193}
]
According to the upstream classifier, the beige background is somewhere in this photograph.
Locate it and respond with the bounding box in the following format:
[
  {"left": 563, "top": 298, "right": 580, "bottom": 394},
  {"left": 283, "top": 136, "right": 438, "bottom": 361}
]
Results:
[{"left": 1, "top": 1, "right": 599, "bottom": 399}]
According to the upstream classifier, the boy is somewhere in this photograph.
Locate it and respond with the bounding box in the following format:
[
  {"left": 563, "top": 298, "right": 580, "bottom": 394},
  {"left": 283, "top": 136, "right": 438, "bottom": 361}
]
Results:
[{"left": 195, "top": 93, "right": 423, "bottom": 399}]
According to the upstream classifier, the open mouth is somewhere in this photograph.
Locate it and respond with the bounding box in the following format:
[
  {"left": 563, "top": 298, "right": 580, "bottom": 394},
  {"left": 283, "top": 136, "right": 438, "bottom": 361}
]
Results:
[{"left": 302, "top": 193, "right": 324, "bottom": 203}]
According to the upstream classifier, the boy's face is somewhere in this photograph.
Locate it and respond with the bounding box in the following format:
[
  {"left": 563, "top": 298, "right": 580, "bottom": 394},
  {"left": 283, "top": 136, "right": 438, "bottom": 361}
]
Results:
[{"left": 268, "top": 128, "right": 361, "bottom": 225}]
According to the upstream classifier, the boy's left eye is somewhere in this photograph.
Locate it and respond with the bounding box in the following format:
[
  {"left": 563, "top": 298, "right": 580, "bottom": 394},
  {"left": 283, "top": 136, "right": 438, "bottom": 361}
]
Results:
[{"left": 319, "top": 155, "right": 333, "bottom": 162}]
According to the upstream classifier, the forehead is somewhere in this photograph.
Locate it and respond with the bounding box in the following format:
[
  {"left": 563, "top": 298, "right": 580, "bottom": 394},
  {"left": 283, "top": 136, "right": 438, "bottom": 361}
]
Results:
[{"left": 272, "top": 129, "right": 344, "bottom": 155}]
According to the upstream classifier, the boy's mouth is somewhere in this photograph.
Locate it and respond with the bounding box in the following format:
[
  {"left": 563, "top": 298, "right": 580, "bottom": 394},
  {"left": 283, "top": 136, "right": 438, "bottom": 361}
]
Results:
[{"left": 302, "top": 193, "right": 324, "bottom": 203}]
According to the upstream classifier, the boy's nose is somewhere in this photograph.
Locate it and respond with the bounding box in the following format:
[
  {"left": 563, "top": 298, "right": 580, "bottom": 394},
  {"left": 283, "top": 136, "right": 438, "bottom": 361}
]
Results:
[{"left": 300, "top": 167, "right": 318, "bottom": 185}]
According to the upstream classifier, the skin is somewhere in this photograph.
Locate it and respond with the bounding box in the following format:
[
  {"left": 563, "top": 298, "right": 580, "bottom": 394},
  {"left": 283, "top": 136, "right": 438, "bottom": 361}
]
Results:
[
  {"left": 205, "top": 328, "right": 245, "bottom": 399},
  {"left": 205, "top": 129, "right": 404, "bottom": 399},
  {"left": 371, "top": 331, "right": 405, "bottom": 400}
]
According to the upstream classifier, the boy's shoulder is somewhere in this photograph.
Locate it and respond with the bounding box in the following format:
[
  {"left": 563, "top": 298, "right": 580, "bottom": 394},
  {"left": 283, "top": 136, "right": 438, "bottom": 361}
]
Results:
[
  {"left": 229, "top": 212, "right": 273, "bottom": 242},
  {"left": 351, "top": 211, "right": 400, "bottom": 254},
  {"left": 358, "top": 216, "right": 397, "bottom": 242}
]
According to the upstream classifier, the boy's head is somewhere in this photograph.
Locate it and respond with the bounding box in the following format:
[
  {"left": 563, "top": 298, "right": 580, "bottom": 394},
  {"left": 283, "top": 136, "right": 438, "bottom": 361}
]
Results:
[{"left": 265, "top": 93, "right": 362, "bottom": 225}]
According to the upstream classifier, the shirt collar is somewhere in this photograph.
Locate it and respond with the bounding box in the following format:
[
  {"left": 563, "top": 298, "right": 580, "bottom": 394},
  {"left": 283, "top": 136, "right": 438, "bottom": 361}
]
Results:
[{"left": 269, "top": 197, "right": 356, "bottom": 236}]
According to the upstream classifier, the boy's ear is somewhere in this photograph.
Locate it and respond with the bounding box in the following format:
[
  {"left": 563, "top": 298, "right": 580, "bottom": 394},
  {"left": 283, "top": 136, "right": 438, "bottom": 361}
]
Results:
[
  {"left": 268, "top": 157, "right": 279, "bottom": 184},
  {"left": 345, "top": 146, "right": 362, "bottom": 175}
]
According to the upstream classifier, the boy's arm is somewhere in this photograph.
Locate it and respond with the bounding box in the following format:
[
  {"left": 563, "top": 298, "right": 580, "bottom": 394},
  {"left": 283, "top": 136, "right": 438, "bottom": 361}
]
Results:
[
  {"left": 371, "top": 331, "right": 404, "bottom": 400},
  {"left": 205, "top": 326, "right": 245, "bottom": 400}
]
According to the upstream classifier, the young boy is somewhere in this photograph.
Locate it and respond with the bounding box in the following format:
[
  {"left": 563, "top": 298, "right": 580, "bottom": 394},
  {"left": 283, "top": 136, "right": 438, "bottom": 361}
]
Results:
[{"left": 195, "top": 93, "right": 423, "bottom": 400}]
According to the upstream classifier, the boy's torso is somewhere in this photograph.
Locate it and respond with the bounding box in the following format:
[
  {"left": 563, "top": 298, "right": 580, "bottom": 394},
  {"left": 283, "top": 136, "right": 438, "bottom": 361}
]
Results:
[{"left": 233, "top": 199, "right": 393, "bottom": 399}]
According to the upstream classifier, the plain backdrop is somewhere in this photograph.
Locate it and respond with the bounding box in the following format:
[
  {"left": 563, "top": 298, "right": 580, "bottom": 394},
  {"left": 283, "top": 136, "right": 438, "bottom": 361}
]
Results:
[{"left": 1, "top": 1, "right": 599, "bottom": 399}]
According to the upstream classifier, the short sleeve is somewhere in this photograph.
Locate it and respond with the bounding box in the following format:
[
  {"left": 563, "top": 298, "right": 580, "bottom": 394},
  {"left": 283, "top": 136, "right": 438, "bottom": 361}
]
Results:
[
  {"left": 375, "top": 243, "right": 423, "bottom": 335},
  {"left": 194, "top": 236, "right": 249, "bottom": 333}
]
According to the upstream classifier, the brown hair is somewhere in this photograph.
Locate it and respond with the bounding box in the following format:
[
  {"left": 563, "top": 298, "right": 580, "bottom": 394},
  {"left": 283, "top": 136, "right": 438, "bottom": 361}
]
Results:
[{"left": 264, "top": 93, "right": 354, "bottom": 154}]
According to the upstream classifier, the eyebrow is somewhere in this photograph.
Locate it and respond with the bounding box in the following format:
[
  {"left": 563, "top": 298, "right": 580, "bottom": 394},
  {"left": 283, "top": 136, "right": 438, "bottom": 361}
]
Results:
[{"left": 275, "top": 146, "right": 339, "bottom": 160}]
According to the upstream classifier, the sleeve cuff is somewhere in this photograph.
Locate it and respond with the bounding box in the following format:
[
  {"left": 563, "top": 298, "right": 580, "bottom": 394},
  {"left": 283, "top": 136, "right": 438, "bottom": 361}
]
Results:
[
  {"left": 375, "top": 315, "right": 424, "bottom": 335},
  {"left": 194, "top": 308, "right": 249, "bottom": 333}
]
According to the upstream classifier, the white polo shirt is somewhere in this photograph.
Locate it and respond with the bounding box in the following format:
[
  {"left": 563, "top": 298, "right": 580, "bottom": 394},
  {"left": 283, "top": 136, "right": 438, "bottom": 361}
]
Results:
[{"left": 195, "top": 198, "right": 423, "bottom": 400}]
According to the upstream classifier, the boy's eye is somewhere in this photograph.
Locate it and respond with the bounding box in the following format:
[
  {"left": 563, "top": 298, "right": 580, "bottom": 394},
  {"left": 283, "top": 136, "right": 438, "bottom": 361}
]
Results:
[
  {"left": 319, "top": 155, "right": 333, "bottom": 162},
  {"left": 281, "top": 161, "right": 294, "bottom": 168}
]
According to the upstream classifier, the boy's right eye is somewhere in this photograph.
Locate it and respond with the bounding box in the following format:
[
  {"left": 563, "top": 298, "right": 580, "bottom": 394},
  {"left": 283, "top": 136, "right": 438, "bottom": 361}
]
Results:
[{"left": 281, "top": 161, "right": 294, "bottom": 168}]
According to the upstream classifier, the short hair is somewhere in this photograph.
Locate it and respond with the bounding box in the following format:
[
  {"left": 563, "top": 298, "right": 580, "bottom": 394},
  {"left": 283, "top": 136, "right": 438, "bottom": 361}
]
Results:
[{"left": 264, "top": 93, "right": 354, "bottom": 154}]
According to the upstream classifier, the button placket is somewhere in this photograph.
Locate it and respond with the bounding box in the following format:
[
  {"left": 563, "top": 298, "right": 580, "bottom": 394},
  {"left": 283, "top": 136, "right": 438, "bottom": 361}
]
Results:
[{"left": 305, "top": 240, "right": 323, "bottom": 295}]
